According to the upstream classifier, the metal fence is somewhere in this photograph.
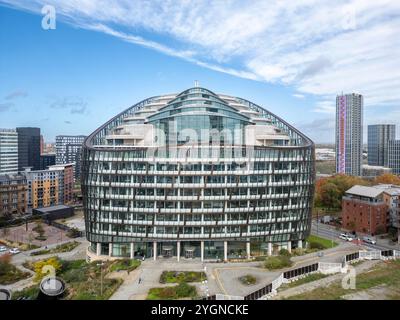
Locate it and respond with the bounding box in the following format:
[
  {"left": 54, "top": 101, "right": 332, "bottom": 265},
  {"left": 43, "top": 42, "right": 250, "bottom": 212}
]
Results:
[
  {"left": 215, "top": 294, "right": 244, "bottom": 300},
  {"left": 345, "top": 252, "right": 360, "bottom": 262},
  {"left": 381, "top": 250, "right": 394, "bottom": 257},
  {"left": 283, "top": 263, "right": 319, "bottom": 279},
  {"left": 244, "top": 283, "right": 273, "bottom": 300}
]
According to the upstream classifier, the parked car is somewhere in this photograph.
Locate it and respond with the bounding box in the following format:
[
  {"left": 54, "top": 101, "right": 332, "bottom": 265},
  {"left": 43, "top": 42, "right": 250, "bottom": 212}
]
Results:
[
  {"left": 339, "top": 233, "right": 354, "bottom": 241},
  {"left": 0, "top": 246, "right": 7, "bottom": 252},
  {"left": 9, "top": 248, "right": 20, "bottom": 254},
  {"left": 363, "top": 236, "right": 377, "bottom": 245}
]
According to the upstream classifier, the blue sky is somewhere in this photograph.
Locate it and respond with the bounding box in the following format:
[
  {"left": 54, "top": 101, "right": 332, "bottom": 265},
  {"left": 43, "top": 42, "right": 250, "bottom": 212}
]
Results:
[{"left": 1, "top": 1, "right": 399, "bottom": 143}]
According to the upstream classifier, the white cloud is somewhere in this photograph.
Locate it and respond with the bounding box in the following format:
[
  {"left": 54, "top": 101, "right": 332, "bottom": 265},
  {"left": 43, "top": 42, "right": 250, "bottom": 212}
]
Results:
[
  {"left": 1, "top": 0, "right": 400, "bottom": 112},
  {"left": 314, "top": 100, "right": 336, "bottom": 114}
]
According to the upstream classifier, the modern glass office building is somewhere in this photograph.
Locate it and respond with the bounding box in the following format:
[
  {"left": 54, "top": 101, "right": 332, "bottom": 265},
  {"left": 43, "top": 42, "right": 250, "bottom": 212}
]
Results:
[{"left": 82, "top": 87, "right": 315, "bottom": 261}]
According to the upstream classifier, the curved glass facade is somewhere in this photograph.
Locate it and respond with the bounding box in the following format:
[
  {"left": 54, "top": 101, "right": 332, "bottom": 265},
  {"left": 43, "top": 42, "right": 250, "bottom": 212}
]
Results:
[{"left": 82, "top": 87, "right": 315, "bottom": 260}]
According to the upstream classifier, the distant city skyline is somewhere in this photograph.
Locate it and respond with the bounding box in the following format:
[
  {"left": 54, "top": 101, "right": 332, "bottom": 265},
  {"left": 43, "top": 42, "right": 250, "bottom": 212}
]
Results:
[{"left": 1, "top": 2, "right": 400, "bottom": 143}]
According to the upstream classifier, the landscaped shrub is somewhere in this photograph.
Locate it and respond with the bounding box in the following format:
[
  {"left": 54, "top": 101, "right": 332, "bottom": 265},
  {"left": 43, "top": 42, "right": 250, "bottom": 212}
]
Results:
[
  {"left": 30, "top": 241, "right": 80, "bottom": 256},
  {"left": 309, "top": 241, "right": 325, "bottom": 250},
  {"left": 66, "top": 228, "right": 81, "bottom": 238},
  {"left": 110, "top": 259, "right": 141, "bottom": 272},
  {"left": 291, "top": 248, "right": 306, "bottom": 256},
  {"left": 147, "top": 283, "right": 197, "bottom": 300},
  {"left": 264, "top": 255, "right": 293, "bottom": 270},
  {"left": 175, "top": 282, "right": 196, "bottom": 297},
  {"left": 159, "top": 271, "right": 206, "bottom": 283},
  {"left": 239, "top": 274, "right": 257, "bottom": 285},
  {"left": 0, "top": 253, "right": 30, "bottom": 285},
  {"left": 279, "top": 248, "right": 291, "bottom": 257},
  {"left": 33, "top": 257, "right": 62, "bottom": 281},
  {"left": 12, "top": 285, "right": 40, "bottom": 300}
]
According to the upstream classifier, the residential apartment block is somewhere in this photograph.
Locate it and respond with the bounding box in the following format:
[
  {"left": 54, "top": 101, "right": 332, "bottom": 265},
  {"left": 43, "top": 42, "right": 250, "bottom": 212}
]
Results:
[
  {"left": 0, "top": 174, "right": 27, "bottom": 217},
  {"left": 56, "top": 135, "right": 86, "bottom": 181},
  {"left": 336, "top": 93, "right": 363, "bottom": 176},
  {"left": 388, "top": 140, "right": 400, "bottom": 175},
  {"left": 48, "top": 163, "right": 74, "bottom": 205},
  {"left": 24, "top": 168, "right": 60, "bottom": 209}
]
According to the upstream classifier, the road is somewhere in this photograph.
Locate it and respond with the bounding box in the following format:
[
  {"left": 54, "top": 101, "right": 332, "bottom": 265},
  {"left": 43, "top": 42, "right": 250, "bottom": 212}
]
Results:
[{"left": 311, "top": 220, "right": 400, "bottom": 252}]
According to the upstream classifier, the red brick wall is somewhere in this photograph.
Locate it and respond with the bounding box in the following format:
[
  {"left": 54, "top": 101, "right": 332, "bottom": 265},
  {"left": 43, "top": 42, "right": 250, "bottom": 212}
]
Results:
[
  {"left": 63, "top": 166, "right": 74, "bottom": 204},
  {"left": 342, "top": 198, "right": 388, "bottom": 235}
]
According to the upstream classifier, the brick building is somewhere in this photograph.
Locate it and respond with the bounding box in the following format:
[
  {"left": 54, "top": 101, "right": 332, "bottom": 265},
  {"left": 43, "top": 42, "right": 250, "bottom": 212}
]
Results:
[
  {"left": 342, "top": 185, "right": 388, "bottom": 235},
  {"left": 48, "top": 163, "right": 74, "bottom": 205},
  {"left": 0, "top": 174, "right": 27, "bottom": 217}
]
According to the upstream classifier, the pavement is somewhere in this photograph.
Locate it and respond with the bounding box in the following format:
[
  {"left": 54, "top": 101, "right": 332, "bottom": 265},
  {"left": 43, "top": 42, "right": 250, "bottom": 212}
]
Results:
[{"left": 108, "top": 241, "right": 362, "bottom": 299}]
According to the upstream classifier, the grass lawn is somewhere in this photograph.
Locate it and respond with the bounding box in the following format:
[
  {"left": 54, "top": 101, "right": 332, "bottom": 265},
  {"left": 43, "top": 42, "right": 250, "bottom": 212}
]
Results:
[
  {"left": 147, "top": 282, "right": 197, "bottom": 300},
  {"left": 278, "top": 273, "right": 328, "bottom": 291},
  {"left": 306, "top": 235, "right": 338, "bottom": 249},
  {"left": 17, "top": 258, "right": 122, "bottom": 300},
  {"left": 160, "top": 271, "right": 206, "bottom": 284},
  {"left": 286, "top": 260, "right": 400, "bottom": 300},
  {"left": 30, "top": 241, "right": 80, "bottom": 256},
  {"left": 110, "top": 259, "right": 141, "bottom": 273}
]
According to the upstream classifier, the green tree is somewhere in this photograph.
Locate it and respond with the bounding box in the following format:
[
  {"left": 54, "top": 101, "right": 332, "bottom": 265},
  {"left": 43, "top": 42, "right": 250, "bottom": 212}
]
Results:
[
  {"left": 33, "top": 222, "right": 45, "bottom": 238},
  {"left": 319, "top": 182, "right": 341, "bottom": 209},
  {"left": 374, "top": 173, "right": 400, "bottom": 185}
]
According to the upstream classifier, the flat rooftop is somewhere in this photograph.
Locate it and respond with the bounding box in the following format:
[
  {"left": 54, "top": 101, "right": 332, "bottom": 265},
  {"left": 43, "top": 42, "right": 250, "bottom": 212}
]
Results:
[{"left": 33, "top": 205, "right": 73, "bottom": 213}]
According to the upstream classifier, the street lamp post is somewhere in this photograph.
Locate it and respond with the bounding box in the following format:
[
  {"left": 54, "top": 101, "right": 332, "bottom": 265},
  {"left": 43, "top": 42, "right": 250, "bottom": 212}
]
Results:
[{"left": 97, "top": 262, "right": 104, "bottom": 297}]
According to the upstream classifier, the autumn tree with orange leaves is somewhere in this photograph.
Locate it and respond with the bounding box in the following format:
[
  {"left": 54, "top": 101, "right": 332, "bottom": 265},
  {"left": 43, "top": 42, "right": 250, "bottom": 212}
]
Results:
[{"left": 314, "top": 174, "right": 370, "bottom": 210}]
